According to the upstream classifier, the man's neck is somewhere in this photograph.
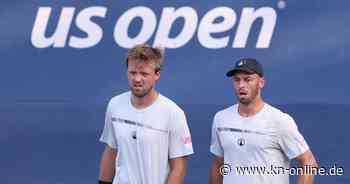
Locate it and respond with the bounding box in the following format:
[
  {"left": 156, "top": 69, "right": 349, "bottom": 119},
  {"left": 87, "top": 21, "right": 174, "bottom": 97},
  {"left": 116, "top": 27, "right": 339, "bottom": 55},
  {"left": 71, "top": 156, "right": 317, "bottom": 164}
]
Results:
[
  {"left": 131, "top": 89, "right": 159, "bottom": 109},
  {"left": 238, "top": 98, "right": 264, "bottom": 117}
]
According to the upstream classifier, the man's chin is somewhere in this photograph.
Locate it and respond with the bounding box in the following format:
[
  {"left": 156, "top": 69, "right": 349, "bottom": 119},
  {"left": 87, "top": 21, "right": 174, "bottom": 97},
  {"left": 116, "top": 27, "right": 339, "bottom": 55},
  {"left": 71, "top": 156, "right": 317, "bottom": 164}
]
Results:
[
  {"left": 132, "top": 92, "right": 145, "bottom": 98},
  {"left": 239, "top": 98, "right": 251, "bottom": 105},
  {"left": 131, "top": 89, "right": 147, "bottom": 98}
]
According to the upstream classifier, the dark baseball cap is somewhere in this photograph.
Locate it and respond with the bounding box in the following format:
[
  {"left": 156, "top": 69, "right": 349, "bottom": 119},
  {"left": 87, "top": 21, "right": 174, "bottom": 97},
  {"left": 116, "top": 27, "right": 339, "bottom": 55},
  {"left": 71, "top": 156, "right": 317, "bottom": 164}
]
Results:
[{"left": 226, "top": 58, "right": 264, "bottom": 77}]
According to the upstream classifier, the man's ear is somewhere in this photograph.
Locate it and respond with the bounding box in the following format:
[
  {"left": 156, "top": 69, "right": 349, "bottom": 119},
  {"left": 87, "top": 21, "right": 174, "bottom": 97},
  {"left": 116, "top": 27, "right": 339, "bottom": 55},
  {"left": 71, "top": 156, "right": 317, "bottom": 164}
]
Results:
[
  {"left": 259, "top": 77, "right": 265, "bottom": 88},
  {"left": 155, "top": 69, "right": 161, "bottom": 80}
]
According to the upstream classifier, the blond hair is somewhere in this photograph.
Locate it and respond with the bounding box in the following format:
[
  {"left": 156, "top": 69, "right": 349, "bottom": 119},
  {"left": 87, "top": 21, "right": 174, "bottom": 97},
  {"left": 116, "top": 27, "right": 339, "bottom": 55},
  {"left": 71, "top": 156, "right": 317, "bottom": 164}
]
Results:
[{"left": 125, "top": 44, "right": 164, "bottom": 71}]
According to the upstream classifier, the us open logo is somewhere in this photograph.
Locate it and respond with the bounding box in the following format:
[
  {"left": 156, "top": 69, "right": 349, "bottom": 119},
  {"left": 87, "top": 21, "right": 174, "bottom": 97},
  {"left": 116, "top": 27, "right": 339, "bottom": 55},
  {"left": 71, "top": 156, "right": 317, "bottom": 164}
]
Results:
[{"left": 30, "top": 5, "right": 281, "bottom": 49}]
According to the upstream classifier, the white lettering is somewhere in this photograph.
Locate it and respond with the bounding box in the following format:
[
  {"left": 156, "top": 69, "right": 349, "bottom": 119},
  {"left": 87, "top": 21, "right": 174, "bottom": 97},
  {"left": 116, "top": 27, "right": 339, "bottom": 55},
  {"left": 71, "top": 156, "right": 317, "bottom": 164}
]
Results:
[
  {"left": 69, "top": 7, "right": 107, "bottom": 48},
  {"left": 31, "top": 7, "right": 75, "bottom": 48},
  {"left": 153, "top": 7, "right": 198, "bottom": 48},
  {"left": 114, "top": 6, "right": 156, "bottom": 48},
  {"left": 198, "top": 7, "right": 236, "bottom": 49},
  {"left": 233, "top": 7, "right": 276, "bottom": 48},
  {"left": 31, "top": 6, "right": 278, "bottom": 49}
]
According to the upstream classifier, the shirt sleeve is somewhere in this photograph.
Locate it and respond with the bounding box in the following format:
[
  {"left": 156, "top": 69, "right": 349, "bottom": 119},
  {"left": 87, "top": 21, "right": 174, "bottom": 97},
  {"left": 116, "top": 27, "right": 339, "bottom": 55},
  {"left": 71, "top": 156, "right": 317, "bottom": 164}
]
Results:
[
  {"left": 210, "top": 113, "right": 224, "bottom": 157},
  {"left": 168, "top": 109, "right": 194, "bottom": 159},
  {"left": 278, "top": 114, "right": 309, "bottom": 159},
  {"left": 99, "top": 100, "right": 118, "bottom": 149}
]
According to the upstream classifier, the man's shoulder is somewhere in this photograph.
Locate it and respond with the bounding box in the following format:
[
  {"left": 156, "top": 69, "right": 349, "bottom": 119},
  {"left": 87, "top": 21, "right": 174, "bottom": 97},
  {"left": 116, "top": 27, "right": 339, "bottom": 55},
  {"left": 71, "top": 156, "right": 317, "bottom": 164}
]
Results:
[
  {"left": 264, "top": 103, "right": 295, "bottom": 127},
  {"left": 158, "top": 94, "right": 184, "bottom": 114},
  {"left": 214, "top": 104, "right": 237, "bottom": 119},
  {"left": 108, "top": 91, "right": 131, "bottom": 106},
  {"left": 264, "top": 103, "right": 284, "bottom": 116}
]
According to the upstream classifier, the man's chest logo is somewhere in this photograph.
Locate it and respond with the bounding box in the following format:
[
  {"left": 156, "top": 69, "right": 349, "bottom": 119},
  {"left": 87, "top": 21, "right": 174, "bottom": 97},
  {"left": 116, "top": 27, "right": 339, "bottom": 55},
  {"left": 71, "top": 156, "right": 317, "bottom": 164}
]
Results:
[{"left": 237, "top": 138, "right": 245, "bottom": 146}]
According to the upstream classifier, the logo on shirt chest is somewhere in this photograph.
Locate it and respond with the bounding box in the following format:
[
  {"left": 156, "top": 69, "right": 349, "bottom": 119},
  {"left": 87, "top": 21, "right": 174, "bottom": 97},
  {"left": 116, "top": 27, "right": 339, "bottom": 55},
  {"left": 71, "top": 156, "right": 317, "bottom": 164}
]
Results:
[
  {"left": 237, "top": 137, "right": 245, "bottom": 146},
  {"left": 131, "top": 130, "right": 137, "bottom": 139},
  {"left": 217, "top": 127, "right": 268, "bottom": 148}
]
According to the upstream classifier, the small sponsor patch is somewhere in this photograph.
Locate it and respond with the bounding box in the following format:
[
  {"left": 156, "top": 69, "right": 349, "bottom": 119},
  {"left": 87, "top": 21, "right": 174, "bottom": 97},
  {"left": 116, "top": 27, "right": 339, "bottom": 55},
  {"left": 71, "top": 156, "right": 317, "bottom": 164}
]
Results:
[{"left": 183, "top": 136, "right": 192, "bottom": 145}]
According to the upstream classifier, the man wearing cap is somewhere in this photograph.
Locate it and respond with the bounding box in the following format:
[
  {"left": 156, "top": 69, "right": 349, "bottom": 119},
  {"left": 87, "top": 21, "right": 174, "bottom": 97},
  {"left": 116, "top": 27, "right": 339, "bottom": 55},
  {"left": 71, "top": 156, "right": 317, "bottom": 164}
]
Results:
[{"left": 209, "top": 58, "right": 318, "bottom": 184}]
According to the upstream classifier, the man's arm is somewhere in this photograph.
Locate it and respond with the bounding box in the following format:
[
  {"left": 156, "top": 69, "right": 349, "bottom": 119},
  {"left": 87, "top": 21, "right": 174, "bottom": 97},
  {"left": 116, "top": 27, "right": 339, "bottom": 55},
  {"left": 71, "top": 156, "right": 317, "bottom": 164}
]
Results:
[
  {"left": 166, "top": 156, "right": 188, "bottom": 184},
  {"left": 209, "top": 155, "right": 224, "bottom": 184},
  {"left": 99, "top": 145, "right": 117, "bottom": 183},
  {"left": 295, "top": 150, "right": 318, "bottom": 184}
]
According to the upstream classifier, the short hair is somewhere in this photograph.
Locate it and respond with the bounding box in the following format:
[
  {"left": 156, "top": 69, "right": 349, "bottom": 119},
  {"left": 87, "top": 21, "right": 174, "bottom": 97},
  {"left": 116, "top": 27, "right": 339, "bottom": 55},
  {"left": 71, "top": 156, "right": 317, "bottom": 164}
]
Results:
[{"left": 125, "top": 44, "right": 164, "bottom": 71}]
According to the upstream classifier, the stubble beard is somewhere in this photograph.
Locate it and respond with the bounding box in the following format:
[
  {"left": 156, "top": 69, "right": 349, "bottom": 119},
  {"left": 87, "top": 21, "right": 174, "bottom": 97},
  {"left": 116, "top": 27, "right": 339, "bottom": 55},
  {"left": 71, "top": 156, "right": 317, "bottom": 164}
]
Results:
[
  {"left": 238, "top": 86, "right": 260, "bottom": 106},
  {"left": 131, "top": 85, "right": 153, "bottom": 98}
]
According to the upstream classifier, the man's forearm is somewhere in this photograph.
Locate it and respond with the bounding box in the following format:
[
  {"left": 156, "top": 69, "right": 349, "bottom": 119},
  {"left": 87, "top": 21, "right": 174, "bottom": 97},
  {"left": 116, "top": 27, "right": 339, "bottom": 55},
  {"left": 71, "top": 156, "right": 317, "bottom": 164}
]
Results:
[
  {"left": 296, "top": 150, "right": 318, "bottom": 184},
  {"left": 167, "top": 157, "right": 187, "bottom": 184},
  {"left": 166, "top": 169, "right": 185, "bottom": 184},
  {"left": 209, "top": 165, "right": 223, "bottom": 184},
  {"left": 298, "top": 173, "right": 315, "bottom": 184},
  {"left": 209, "top": 156, "right": 224, "bottom": 184},
  {"left": 297, "top": 164, "right": 316, "bottom": 184},
  {"left": 99, "top": 146, "right": 117, "bottom": 182}
]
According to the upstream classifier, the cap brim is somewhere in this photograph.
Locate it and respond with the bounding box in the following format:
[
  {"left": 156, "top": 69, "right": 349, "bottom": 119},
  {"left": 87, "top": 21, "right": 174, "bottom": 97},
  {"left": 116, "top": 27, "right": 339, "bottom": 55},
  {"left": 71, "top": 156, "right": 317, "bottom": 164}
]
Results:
[{"left": 226, "top": 68, "right": 255, "bottom": 77}]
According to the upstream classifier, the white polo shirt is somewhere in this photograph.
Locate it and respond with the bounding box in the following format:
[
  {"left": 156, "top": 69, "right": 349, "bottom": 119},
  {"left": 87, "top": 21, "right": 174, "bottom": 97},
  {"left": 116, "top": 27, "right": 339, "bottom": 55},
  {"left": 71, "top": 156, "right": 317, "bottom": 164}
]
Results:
[
  {"left": 100, "top": 91, "right": 194, "bottom": 184},
  {"left": 210, "top": 103, "right": 309, "bottom": 184}
]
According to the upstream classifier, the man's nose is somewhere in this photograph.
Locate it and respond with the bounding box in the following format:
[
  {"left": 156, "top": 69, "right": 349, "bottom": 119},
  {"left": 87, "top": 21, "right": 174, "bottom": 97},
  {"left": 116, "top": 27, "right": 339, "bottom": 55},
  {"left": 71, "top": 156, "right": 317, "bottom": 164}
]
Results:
[
  {"left": 133, "top": 73, "right": 142, "bottom": 82},
  {"left": 236, "top": 81, "right": 245, "bottom": 88}
]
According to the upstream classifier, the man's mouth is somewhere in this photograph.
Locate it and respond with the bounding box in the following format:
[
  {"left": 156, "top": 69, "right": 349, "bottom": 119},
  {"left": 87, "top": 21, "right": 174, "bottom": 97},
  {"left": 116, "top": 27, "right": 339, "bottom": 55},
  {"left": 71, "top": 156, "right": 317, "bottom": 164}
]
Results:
[{"left": 133, "top": 85, "right": 143, "bottom": 90}]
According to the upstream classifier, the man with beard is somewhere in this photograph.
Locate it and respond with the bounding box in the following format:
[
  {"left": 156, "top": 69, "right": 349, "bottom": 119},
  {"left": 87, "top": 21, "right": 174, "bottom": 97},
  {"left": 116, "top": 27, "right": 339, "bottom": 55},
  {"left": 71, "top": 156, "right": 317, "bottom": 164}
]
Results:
[
  {"left": 98, "top": 44, "right": 194, "bottom": 184},
  {"left": 209, "top": 58, "right": 318, "bottom": 184}
]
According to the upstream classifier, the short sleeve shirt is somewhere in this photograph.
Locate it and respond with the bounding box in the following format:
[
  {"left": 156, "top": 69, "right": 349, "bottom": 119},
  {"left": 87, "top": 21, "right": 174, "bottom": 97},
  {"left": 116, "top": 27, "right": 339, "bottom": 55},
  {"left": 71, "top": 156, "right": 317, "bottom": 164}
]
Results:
[
  {"left": 210, "top": 103, "right": 309, "bottom": 184},
  {"left": 100, "top": 92, "right": 194, "bottom": 184}
]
